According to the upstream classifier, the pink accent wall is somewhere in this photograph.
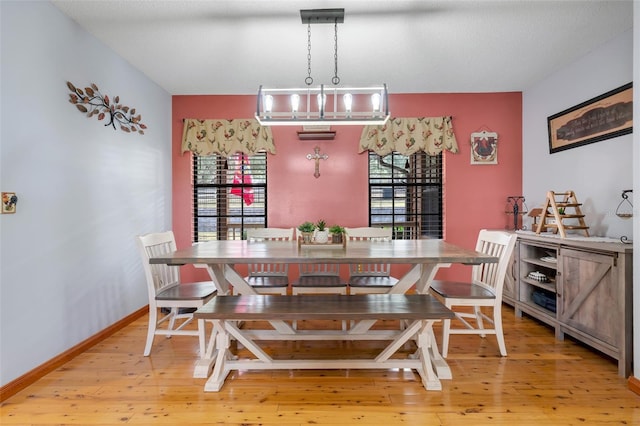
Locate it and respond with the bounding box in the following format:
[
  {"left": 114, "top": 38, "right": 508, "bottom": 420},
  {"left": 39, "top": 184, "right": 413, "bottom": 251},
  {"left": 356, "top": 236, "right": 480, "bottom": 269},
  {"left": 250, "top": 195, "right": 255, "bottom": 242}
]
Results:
[{"left": 172, "top": 92, "right": 522, "bottom": 283}]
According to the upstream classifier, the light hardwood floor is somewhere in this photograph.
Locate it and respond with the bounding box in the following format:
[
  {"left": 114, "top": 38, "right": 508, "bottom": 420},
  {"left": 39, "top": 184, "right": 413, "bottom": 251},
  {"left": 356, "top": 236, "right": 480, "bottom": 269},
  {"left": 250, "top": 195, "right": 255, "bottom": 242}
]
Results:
[{"left": 1, "top": 305, "right": 638, "bottom": 425}]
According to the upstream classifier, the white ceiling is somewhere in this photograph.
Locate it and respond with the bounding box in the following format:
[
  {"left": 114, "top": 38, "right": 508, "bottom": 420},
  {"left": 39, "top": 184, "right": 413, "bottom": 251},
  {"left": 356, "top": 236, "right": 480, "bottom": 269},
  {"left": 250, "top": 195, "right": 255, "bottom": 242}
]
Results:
[{"left": 51, "top": 0, "right": 633, "bottom": 95}]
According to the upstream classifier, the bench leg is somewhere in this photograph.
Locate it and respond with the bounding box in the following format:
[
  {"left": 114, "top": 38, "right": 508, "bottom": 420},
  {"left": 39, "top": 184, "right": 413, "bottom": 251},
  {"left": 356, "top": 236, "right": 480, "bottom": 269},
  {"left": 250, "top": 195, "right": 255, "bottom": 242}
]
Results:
[
  {"left": 224, "top": 321, "right": 274, "bottom": 363},
  {"left": 193, "top": 320, "right": 219, "bottom": 378},
  {"left": 415, "top": 321, "right": 450, "bottom": 390},
  {"left": 425, "top": 322, "right": 452, "bottom": 380},
  {"left": 374, "top": 320, "right": 421, "bottom": 362}
]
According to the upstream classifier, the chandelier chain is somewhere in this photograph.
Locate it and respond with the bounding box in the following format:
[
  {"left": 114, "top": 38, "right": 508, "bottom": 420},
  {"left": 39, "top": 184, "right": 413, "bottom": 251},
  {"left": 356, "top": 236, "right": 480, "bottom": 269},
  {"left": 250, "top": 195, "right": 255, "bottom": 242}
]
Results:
[
  {"left": 305, "top": 23, "right": 313, "bottom": 86},
  {"left": 332, "top": 19, "right": 340, "bottom": 85}
]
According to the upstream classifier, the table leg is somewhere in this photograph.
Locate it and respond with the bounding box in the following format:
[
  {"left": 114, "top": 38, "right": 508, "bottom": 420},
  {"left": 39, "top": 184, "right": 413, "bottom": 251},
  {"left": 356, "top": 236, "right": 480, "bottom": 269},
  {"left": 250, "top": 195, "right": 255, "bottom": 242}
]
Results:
[
  {"left": 387, "top": 263, "right": 423, "bottom": 294},
  {"left": 222, "top": 264, "right": 259, "bottom": 295},
  {"left": 224, "top": 265, "right": 296, "bottom": 335},
  {"left": 204, "top": 321, "right": 233, "bottom": 392},
  {"left": 414, "top": 263, "right": 451, "bottom": 294},
  {"left": 205, "top": 264, "right": 232, "bottom": 295}
]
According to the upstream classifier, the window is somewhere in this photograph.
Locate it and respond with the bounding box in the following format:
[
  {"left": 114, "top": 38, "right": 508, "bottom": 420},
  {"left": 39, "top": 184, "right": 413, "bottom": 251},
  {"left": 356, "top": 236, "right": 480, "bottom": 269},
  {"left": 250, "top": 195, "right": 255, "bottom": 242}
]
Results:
[
  {"left": 193, "top": 153, "right": 267, "bottom": 241},
  {"left": 369, "top": 151, "right": 443, "bottom": 239}
]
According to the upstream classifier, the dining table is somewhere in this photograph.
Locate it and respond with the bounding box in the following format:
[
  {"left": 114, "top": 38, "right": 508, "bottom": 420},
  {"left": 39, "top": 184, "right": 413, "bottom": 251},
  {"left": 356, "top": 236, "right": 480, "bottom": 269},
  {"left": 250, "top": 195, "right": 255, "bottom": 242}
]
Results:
[
  {"left": 148, "top": 238, "right": 498, "bottom": 391},
  {"left": 152, "top": 239, "right": 497, "bottom": 295}
]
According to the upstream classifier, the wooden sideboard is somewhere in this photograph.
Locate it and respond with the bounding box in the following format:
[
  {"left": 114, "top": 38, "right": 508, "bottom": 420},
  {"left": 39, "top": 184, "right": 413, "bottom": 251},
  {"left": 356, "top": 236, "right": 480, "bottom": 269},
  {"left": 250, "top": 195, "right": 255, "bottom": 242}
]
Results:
[{"left": 505, "top": 232, "right": 633, "bottom": 377}]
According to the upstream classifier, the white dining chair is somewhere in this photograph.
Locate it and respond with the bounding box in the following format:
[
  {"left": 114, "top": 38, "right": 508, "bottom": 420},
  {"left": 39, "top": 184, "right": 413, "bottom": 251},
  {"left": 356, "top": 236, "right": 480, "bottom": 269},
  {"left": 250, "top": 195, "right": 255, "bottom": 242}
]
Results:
[
  {"left": 137, "top": 231, "right": 217, "bottom": 356},
  {"left": 344, "top": 227, "right": 398, "bottom": 294},
  {"left": 429, "top": 229, "right": 517, "bottom": 357},
  {"left": 245, "top": 227, "right": 295, "bottom": 295}
]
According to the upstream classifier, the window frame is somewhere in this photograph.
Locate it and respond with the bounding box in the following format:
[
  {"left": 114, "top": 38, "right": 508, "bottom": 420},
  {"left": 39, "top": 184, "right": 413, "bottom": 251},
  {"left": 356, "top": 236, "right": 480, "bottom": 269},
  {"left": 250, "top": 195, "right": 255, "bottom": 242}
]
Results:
[
  {"left": 368, "top": 151, "right": 443, "bottom": 239},
  {"left": 192, "top": 152, "right": 267, "bottom": 242}
]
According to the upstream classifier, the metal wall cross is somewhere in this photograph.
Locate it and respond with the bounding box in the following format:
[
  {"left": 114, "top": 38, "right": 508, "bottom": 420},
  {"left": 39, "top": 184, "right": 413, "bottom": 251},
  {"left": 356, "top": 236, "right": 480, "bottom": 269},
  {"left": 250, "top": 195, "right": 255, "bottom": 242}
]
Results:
[{"left": 306, "top": 146, "right": 328, "bottom": 178}]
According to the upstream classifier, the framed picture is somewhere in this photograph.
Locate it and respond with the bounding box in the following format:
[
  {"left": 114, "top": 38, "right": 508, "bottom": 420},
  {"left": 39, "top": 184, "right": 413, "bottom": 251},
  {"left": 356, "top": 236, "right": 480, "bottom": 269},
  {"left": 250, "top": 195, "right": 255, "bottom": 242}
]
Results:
[
  {"left": 470, "top": 130, "right": 498, "bottom": 164},
  {"left": 1, "top": 192, "right": 17, "bottom": 214},
  {"left": 547, "top": 82, "right": 633, "bottom": 154}
]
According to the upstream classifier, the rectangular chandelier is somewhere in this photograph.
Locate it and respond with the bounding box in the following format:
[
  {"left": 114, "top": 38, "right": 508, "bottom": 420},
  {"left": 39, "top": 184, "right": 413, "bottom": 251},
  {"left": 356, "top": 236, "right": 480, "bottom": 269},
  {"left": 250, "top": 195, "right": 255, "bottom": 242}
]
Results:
[{"left": 256, "top": 84, "right": 389, "bottom": 126}]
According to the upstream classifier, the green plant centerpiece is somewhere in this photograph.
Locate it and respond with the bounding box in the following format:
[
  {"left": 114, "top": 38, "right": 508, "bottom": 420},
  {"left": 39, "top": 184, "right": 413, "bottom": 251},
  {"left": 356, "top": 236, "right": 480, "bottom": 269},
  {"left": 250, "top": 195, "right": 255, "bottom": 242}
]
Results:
[
  {"left": 314, "top": 219, "right": 329, "bottom": 243},
  {"left": 298, "top": 221, "right": 316, "bottom": 243},
  {"left": 329, "top": 225, "right": 345, "bottom": 244}
]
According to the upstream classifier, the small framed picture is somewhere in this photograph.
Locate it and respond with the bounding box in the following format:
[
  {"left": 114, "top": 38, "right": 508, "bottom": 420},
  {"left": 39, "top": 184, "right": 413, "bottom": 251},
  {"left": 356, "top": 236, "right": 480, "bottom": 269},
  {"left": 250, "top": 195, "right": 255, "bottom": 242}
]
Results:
[
  {"left": 2, "top": 192, "right": 17, "bottom": 214},
  {"left": 470, "top": 131, "right": 498, "bottom": 164}
]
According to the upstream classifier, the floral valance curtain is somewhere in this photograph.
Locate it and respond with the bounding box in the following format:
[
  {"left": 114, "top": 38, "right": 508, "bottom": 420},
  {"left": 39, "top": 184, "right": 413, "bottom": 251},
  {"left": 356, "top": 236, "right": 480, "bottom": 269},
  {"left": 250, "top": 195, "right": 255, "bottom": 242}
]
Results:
[
  {"left": 359, "top": 117, "right": 459, "bottom": 156},
  {"left": 181, "top": 118, "right": 276, "bottom": 156}
]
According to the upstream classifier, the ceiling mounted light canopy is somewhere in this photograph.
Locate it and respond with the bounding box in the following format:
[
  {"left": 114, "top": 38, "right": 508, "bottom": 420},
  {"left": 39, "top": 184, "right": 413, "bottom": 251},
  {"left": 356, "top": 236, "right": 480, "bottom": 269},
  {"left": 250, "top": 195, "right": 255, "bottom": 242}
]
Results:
[{"left": 256, "top": 8, "right": 389, "bottom": 127}]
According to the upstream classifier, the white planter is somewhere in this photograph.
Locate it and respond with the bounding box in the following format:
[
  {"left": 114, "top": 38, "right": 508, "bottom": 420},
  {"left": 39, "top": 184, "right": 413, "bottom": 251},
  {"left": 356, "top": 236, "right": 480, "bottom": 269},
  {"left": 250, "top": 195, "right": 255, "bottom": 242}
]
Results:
[{"left": 315, "top": 230, "right": 329, "bottom": 243}]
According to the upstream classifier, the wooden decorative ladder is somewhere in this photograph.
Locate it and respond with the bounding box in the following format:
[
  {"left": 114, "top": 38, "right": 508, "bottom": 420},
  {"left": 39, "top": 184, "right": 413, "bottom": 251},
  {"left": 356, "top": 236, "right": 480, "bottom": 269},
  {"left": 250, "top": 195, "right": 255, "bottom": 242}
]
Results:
[{"left": 535, "top": 190, "right": 590, "bottom": 238}]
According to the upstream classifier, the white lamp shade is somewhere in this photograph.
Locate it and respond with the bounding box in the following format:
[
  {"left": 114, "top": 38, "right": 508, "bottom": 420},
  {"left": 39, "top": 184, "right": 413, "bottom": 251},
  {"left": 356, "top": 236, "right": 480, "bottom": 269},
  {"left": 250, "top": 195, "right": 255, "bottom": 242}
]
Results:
[
  {"left": 290, "top": 94, "right": 300, "bottom": 112},
  {"left": 371, "top": 93, "right": 381, "bottom": 111},
  {"left": 264, "top": 95, "right": 274, "bottom": 112},
  {"left": 343, "top": 93, "right": 353, "bottom": 112}
]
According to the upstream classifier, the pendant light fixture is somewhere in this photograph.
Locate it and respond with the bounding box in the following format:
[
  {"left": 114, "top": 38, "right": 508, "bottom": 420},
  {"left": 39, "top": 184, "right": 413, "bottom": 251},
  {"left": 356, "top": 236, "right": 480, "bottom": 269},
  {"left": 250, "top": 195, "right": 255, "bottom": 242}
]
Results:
[{"left": 256, "top": 8, "right": 390, "bottom": 126}]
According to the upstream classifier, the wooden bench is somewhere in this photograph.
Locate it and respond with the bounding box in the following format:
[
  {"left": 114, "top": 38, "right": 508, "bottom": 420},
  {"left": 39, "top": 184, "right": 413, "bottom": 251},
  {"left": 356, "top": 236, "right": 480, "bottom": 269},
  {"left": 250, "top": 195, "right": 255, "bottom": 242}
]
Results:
[{"left": 194, "top": 294, "right": 455, "bottom": 392}]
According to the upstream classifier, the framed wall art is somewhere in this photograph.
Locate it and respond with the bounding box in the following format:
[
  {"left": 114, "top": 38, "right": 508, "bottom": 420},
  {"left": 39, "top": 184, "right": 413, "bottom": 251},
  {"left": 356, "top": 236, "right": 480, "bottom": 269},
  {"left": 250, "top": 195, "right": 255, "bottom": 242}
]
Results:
[
  {"left": 2, "top": 192, "right": 17, "bottom": 214},
  {"left": 547, "top": 82, "right": 632, "bottom": 154},
  {"left": 470, "top": 130, "right": 498, "bottom": 164}
]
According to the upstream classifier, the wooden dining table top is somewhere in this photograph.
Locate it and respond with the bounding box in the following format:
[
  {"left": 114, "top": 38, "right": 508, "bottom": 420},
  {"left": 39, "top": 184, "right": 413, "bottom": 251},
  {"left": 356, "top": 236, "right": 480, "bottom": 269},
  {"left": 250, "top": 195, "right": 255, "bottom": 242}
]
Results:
[{"left": 149, "top": 239, "right": 498, "bottom": 266}]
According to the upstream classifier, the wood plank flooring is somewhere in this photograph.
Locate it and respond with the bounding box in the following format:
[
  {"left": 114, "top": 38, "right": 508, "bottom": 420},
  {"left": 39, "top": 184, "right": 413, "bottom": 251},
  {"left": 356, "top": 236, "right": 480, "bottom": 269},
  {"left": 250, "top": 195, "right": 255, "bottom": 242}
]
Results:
[{"left": 1, "top": 305, "right": 638, "bottom": 425}]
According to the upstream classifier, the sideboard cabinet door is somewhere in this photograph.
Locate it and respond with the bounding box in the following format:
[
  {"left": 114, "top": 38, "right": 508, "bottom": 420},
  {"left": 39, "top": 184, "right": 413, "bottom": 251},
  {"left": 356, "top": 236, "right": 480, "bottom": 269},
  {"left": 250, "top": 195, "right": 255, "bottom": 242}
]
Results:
[{"left": 558, "top": 248, "right": 620, "bottom": 350}]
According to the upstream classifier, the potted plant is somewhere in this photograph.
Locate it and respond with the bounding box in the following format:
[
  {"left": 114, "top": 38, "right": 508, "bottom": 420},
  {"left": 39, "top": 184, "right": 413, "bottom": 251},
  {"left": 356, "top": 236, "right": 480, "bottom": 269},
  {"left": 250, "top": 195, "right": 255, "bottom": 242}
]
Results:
[
  {"left": 315, "top": 219, "right": 329, "bottom": 243},
  {"left": 329, "top": 225, "right": 345, "bottom": 244},
  {"left": 298, "top": 221, "right": 316, "bottom": 243}
]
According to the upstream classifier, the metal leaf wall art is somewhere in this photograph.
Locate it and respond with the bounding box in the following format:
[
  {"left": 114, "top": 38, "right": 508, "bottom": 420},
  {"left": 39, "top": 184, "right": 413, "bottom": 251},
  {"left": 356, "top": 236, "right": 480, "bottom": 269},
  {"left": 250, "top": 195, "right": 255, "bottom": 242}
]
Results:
[{"left": 67, "top": 81, "right": 147, "bottom": 135}]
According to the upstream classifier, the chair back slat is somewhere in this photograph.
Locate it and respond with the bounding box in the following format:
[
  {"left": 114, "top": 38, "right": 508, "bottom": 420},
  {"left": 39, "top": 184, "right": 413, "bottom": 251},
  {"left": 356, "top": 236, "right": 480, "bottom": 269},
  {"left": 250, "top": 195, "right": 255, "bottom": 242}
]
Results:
[
  {"left": 250, "top": 263, "right": 289, "bottom": 276},
  {"left": 246, "top": 227, "right": 295, "bottom": 242},
  {"left": 299, "top": 263, "right": 340, "bottom": 276},
  {"left": 245, "top": 228, "right": 294, "bottom": 278},
  {"left": 471, "top": 230, "right": 517, "bottom": 298},
  {"left": 345, "top": 227, "right": 392, "bottom": 242},
  {"left": 137, "top": 231, "right": 181, "bottom": 303},
  {"left": 344, "top": 227, "right": 393, "bottom": 277}
]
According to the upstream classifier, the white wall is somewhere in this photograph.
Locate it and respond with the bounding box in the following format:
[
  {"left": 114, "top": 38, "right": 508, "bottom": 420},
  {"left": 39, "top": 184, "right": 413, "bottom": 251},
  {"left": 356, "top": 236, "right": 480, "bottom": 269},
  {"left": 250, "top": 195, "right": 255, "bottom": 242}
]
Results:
[
  {"left": 0, "top": 1, "right": 172, "bottom": 386},
  {"left": 523, "top": 21, "right": 637, "bottom": 380},
  {"left": 522, "top": 30, "right": 633, "bottom": 239}
]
